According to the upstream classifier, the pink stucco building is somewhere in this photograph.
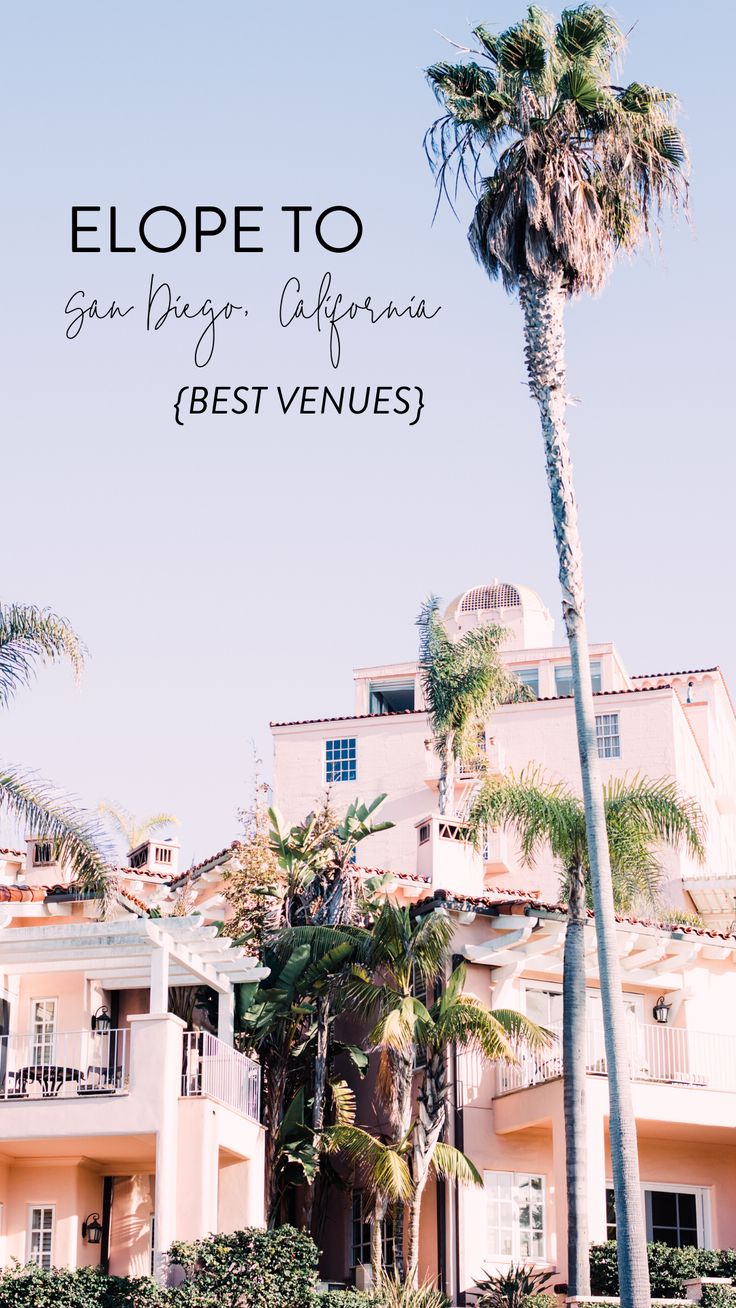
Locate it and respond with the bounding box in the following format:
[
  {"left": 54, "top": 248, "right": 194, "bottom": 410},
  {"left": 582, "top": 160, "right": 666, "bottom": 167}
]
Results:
[
  {"left": 2, "top": 580, "right": 735, "bottom": 1297},
  {"left": 0, "top": 837, "right": 266, "bottom": 1278},
  {"left": 268, "top": 582, "right": 736, "bottom": 1297}
]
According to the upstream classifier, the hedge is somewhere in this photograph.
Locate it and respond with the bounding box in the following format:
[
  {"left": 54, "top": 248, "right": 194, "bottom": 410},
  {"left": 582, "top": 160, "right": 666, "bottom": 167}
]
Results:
[
  {"left": 0, "top": 1226, "right": 319, "bottom": 1308},
  {"left": 590, "top": 1244, "right": 736, "bottom": 1298},
  {"left": 0, "top": 1264, "right": 166, "bottom": 1307},
  {"left": 315, "top": 1294, "right": 377, "bottom": 1308}
]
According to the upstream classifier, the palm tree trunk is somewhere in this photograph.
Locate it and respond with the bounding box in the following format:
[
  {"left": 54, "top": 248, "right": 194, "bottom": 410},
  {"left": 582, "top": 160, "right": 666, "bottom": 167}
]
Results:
[
  {"left": 438, "top": 734, "right": 455, "bottom": 817},
  {"left": 313, "top": 993, "right": 329, "bottom": 1134},
  {"left": 406, "top": 1180, "right": 427, "bottom": 1288},
  {"left": 520, "top": 273, "right": 650, "bottom": 1308},
  {"left": 564, "top": 863, "right": 590, "bottom": 1296},
  {"left": 302, "top": 991, "right": 330, "bottom": 1233},
  {"left": 371, "top": 1195, "right": 386, "bottom": 1285}
]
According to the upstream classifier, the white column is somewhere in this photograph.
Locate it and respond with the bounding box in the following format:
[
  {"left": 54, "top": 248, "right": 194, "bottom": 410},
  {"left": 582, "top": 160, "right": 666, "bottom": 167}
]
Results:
[
  {"left": 149, "top": 940, "right": 170, "bottom": 1013},
  {"left": 154, "top": 1120, "right": 178, "bottom": 1279},
  {"left": 218, "top": 987, "right": 235, "bottom": 1045}
]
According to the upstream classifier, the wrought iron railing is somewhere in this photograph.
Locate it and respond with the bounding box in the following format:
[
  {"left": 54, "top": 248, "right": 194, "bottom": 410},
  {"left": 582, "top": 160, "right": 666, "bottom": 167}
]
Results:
[{"left": 0, "top": 1028, "right": 129, "bottom": 1100}]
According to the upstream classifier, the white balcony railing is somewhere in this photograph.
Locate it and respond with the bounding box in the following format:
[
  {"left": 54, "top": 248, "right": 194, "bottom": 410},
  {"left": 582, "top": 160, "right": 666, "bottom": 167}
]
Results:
[
  {"left": 0, "top": 1029, "right": 129, "bottom": 1100},
  {"left": 496, "top": 1021, "right": 736, "bottom": 1096},
  {"left": 181, "top": 1031, "right": 260, "bottom": 1121}
]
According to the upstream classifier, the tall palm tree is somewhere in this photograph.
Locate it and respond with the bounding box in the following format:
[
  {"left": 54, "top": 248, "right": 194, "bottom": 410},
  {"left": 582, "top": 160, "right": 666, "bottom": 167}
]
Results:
[
  {"left": 468, "top": 770, "right": 705, "bottom": 1295},
  {"left": 425, "top": 11, "right": 688, "bottom": 1303},
  {"left": 349, "top": 899, "right": 546, "bottom": 1285},
  {"left": 0, "top": 603, "right": 109, "bottom": 891},
  {"left": 98, "top": 802, "right": 178, "bottom": 854},
  {"left": 417, "top": 596, "right": 530, "bottom": 817}
]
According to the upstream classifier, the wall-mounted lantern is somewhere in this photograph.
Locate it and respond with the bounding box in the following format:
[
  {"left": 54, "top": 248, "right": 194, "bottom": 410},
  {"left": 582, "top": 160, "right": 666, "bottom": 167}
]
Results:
[
  {"left": 653, "top": 995, "right": 671, "bottom": 1025},
  {"left": 82, "top": 1213, "right": 103, "bottom": 1245},
  {"left": 91, "top": 1005, "right": 112, "bottom": 1033}
]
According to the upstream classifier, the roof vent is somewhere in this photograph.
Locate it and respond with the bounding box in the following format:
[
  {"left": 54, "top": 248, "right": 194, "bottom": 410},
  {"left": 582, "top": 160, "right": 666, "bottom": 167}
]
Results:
[{"left": 459, "top": 583, "right": 521, "bottom": 613}]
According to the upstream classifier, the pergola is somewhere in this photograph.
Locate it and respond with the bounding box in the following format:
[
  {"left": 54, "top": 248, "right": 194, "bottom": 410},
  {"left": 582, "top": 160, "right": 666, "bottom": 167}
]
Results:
[{"left": 0, "top": 915, "right": 268, "bottom": 1041}]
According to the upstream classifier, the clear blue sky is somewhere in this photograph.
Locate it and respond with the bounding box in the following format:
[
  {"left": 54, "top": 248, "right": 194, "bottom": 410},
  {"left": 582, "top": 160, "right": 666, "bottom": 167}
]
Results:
[{"left": 2, "top": 1, "right": 734, "bottom": 864}]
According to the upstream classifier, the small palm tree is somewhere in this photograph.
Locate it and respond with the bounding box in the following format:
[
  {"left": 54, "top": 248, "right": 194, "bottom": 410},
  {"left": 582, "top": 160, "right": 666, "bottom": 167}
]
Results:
[
  {"left": 98, "top": 802, "right": 177, "bottom": 854},
  {"left": 0, "top": 603, "right": 109, "bottom": 892},
  {"left": 468, "top": 770, "right": 705, "bottom": 1294},
  {"left": 417, "top": 596, "right": 529, "bottom": 816},
  {"left": 426, "top": 11, "right": 688, "bottom": 1303},
  {"left": 349, "top": 900, "right": 546, "bottom": 1285}
]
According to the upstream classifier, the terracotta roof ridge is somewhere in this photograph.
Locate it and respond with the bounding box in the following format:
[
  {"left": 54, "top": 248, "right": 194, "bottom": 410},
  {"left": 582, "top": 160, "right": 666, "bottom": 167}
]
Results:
[
  {"left": 168, "top": 840, "right": 243, "bottom": 886},
  {"left": 631, "top": 667, "right": 718, "bottom": 680},
  {"left": 352, "top": 865, "right": 430, "bottom": 884},
  {"left": 270, "top": 709, "right": 427, "bottom": 728},
  {"left": 271, "top": 687, "right": 676, "bottom": 728}
]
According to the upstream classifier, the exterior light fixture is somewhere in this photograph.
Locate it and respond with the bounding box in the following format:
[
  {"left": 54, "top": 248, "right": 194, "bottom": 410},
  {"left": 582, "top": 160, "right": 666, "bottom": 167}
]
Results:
[
  {"left": 653, "top": 995, "right": 671, "bottom": 1025},
  {"left": 82, "top": 1213, "right": 103, "bottom": 1244},
  {"left": 91, "top": 1005, "right": 112, "bottom": 1033}
]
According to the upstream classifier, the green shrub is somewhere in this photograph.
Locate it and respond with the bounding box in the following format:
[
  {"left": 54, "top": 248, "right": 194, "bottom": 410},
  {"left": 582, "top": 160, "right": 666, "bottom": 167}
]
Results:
[
  {"left": 474, "top": 1264, "right": 555, "bottom": 1308},
  {"left": 522, "top": 1296, "right": 558, "bottom": 1308},
  {"left": 701, "top": 1287, "right": 736, "bottom": 1308},
  {"left": 316, "top": 1293, "right": 378, "bottom": 1308},
  {"left": 647, "top": 1243, "right": 700, "bottom": 1297},
  {"left": 0, "top": 1264, "right": 166, "bottom": 1308},
  {"left": 372, "top": 1275, "right": 448, "bottom": 1308},
  {"left": 168, "top": 1224, "right": 319, "bottom": 1308},
  {"left": 590, "top": 1243, "right": 736, "bottom": 1299}
]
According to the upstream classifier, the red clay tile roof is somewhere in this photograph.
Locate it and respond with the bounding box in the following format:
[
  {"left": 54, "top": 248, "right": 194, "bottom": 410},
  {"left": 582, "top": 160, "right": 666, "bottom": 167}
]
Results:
[
  {"left": 270, "top": 710, "right": 425, "bottom": 728},
  {"left": 119, "top": 867, "right": 178, "bottom": 881},
  {"left": 0, "top": 848, "right": 23, "bottom": 859},
  {"left": 270, "top": 686, "right": 677, "bottom": 728},
  {"left": 168, "top": 841, "right": 243, "bottom": 888},
  {"left": 118, "top": 886, "right": 150, "bottom": 914},
  {"left": 428, "top": 889, "right": 736, "bottom": 942},
  {"left": 0, "top": 883, "right": 97, "bottom": 903},
  {"left": 353, "top": 865, "right": 430, "bottom": 885},
  {"left": 631, "top": 667, "right": 718, "bottom": 680}
]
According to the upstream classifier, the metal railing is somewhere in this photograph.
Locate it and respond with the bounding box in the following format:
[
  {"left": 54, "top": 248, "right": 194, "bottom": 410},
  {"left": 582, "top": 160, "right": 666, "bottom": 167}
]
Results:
[
  {"left": 0, "top": 1029, "right": 129, "bottom": 1100},
  {"left": 496, "top": 1020, "right": 736, "bottom": 1096},
  {"left": 181, "top": 1031, "right": 260, "bottom": 1121}
]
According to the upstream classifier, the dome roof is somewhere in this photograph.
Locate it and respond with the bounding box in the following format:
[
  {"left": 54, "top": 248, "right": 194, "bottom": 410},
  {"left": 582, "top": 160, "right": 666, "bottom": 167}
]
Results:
[{"left": 444, "top": 580, "right": 547, "bottom": 622}]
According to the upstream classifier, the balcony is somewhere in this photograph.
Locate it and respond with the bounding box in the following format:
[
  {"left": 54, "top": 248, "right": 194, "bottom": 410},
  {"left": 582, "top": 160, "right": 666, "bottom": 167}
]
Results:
[
  {"left": 0, "top": 1026, "right": 260, "bottom": 1122},
  {"left": 496, "top": 1021, "right": 736, "bottom": 1096},
  {"left": 0, "top": 1028, "right": 129, "bottom": 1100},
  {"left": 182, "top": 1031, "right": 260, "bottom": 1121}
]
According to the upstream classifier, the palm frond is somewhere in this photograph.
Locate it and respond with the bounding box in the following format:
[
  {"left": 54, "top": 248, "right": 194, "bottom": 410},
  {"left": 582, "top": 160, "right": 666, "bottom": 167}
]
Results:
[
  {"left": 0, "top": 765, "right": 112, "bottom": 899},
  {"left": 425, "top": 7, "right": 687, "bottom": 296},
  {"left": 430, "top": 1141, "right": 482, "bottom": 1187},
  {"left": 325, "top": 1126, "right": 413, "bottom": 1202},
  {"left": 0, "top": 604, "right": 86, "bottom": 709}
]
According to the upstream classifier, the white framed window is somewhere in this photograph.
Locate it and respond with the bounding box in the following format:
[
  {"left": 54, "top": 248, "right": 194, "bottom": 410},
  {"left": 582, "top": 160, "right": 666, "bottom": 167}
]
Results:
[
  {"left": 555, "top": 660, "right": 602, "bottom": 698},
  {"left": 485, "top": 1171, "right": 545, "bottom": 1259},
  {"left": 325, "top": 737, "right": 356, "bottom": 784},
  {"left": 31, "top": 999, "right": 57, "bottom": 1069},
  {"left": 369, "top": 680, "right": 415, "bottom": 715},
  {"left": 351, "top": 1191, "right": 395, "bottom": 1268},
  {"left": 605, "top": 1183, "right": 710, "bottom": 1249},
  {"left": 27, "top": 1206, "right": 54, "bottom": 1269},
  {"left": 514, "top": 667, "right": 539, "bottom": 697},
  {"left": 596, "top": 713, "right": 621, "bottom": 759},
  {"left": 521, "top": 982, "right": 563, "bottom": 1028},
  {"left": 32, "top": 842, "right": 52, "bottom": 866}
]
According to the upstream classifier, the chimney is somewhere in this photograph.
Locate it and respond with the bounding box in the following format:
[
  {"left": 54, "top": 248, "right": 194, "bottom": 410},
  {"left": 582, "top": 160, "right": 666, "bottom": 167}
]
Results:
[
  {"left": 127, "top": 838, "right": 180, "bottom": 878},
  {"left": 24, "top": 837, "right": 72, "bottom": 887}
]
